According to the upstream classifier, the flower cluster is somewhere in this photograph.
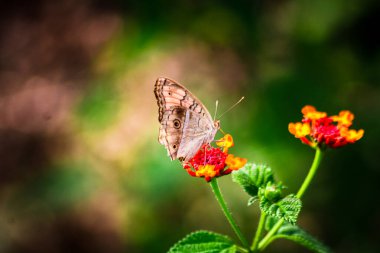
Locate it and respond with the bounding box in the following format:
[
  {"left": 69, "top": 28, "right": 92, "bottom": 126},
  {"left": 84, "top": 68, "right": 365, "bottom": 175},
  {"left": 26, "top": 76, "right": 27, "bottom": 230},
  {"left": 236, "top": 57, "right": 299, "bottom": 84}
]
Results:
[
  {"left": 183, "top": 134, "right": 247, "bottom": 182},
  {"left": 289, "top": 105, "right": 364, "bottom": 148}
]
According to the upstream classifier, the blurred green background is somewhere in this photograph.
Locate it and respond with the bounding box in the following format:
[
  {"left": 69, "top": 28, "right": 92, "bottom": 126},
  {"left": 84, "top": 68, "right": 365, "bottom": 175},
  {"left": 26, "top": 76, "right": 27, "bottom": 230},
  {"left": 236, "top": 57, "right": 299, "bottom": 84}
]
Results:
[{"left": 0, "top": 0, "right": 379, "bottom": 252}]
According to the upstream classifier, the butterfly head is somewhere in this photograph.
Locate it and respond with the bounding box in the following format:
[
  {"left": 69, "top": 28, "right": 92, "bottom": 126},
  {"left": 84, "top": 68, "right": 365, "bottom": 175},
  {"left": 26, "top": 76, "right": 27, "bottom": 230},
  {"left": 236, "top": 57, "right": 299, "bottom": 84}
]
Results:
[{"left": 214, "top": 120, "right": 220, "bottom": 130}]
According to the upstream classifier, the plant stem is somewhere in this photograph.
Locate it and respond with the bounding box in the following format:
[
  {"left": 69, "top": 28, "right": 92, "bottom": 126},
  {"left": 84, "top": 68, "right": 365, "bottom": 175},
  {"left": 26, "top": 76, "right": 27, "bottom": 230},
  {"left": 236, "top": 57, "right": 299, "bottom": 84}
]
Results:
[
  {"left": 210, "top": 178, "right": 249, "bottom": 249},
  {"left": 237, "top": 245, "right": 249, "bottom": 253},
  {"left": 258, "top": 147, "right": 323, "bottom": 250},
  {"left": 251, "top": 212, "right": 266, "bottom": 251},
  {"left": 296, "top": 147, "right": 323, "bottom": 198},
  {"left": 257, "top": 219, "right": 284, "bottom": 250}
]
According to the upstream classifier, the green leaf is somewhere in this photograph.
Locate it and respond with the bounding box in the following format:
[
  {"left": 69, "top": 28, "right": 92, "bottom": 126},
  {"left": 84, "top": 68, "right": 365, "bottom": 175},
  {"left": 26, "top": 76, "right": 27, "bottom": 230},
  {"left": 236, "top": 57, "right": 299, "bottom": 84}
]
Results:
[
  {"left": 168, "top": 230, "right": 236, "bottom": 253},
  {"left": 248, "top": 196, "right": 259, "bottom": 206},
  {"left": 273, "top": 224, "right": 331, "bottom": 253},
  {"left": 260, "top": 194, "right": 302, "bottom": 224},
  {"left": 232, "top": 163, "right": 274, "bottom": 197}
]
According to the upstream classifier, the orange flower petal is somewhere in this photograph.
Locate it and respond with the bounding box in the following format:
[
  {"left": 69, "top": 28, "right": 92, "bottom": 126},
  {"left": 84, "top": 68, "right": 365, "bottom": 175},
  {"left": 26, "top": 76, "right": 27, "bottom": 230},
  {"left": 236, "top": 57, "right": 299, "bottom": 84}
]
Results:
[
  {"left": 301, "top": 105, "right": 317, "bottom": 115},
  {"left": 288, "top": 122, "right": 311, "bottom": 138},
  {"left": 332, "top": 110, "right": 354, "bottom": 127},
  {"left": 225, "top": 154, "right": 247, "bottom": 170},
  {"left": 216, "top": 134, "right": 234, "bottom": 152},
  {"left": 301, "top": 105, "right": 327, "bottom": 120},
  {"left": 195, "top": 164, "right": 217, "bottom": 178},
  {"left": 340, "top": 127, "right": 364, "bottom": 142}
]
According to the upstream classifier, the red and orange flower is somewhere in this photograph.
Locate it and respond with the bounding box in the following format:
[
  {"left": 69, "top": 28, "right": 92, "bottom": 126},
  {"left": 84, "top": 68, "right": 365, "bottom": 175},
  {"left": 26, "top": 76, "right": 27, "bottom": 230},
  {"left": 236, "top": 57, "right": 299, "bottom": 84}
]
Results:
[
  {"left": 183, "top": 134, "right": 247, "bottom": 182},
  {"left": 289, "top": 105, "right": 364, "bottom": 148}
]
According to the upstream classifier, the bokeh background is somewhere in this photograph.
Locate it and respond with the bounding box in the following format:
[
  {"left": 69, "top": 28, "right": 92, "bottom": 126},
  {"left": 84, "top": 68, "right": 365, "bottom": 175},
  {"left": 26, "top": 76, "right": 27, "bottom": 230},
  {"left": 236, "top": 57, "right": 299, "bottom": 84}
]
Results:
[{"left": 0, "top": 0, "right": 379, "bottom": 252}]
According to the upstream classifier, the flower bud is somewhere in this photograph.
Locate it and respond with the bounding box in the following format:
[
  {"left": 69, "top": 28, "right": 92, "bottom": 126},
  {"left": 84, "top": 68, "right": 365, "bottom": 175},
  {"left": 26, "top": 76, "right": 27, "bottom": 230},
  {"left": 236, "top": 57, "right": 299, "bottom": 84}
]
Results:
[{"left": 264, "top": 183, "right": 282, "bottom": 202}]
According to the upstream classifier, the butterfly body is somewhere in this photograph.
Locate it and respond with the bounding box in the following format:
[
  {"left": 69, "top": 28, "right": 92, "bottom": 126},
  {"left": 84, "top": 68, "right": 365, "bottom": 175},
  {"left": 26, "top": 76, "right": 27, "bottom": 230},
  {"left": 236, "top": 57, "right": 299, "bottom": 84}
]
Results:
[{"left": 154, "top": 77, "right": 220, "bottom": 162}]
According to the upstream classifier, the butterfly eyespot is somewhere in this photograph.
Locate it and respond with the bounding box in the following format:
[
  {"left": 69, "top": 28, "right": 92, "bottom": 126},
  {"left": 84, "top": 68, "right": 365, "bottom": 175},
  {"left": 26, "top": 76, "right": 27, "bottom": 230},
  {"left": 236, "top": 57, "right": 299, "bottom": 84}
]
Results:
[
  {"left": 168, "top": 92, "right": 172, "bottom": 95},
  {"left": 173, "top": 119, "right": 181, "bottom": 129},
  {"left": 173, "top": 144, "right": 177, "bottom": 149}
]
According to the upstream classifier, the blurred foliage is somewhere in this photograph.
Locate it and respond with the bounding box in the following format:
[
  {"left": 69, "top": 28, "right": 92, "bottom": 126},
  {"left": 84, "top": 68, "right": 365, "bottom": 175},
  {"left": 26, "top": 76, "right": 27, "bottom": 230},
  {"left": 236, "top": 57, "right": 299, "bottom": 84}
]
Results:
[
  {"left": 0, "top": 0, "right": 379, "bottom": 253},
  {"left": 76, "top": 81, "right": 121, "bottom": 131},
  {"left": 9, "top": 162, "right": 98, "bottom": 214}
]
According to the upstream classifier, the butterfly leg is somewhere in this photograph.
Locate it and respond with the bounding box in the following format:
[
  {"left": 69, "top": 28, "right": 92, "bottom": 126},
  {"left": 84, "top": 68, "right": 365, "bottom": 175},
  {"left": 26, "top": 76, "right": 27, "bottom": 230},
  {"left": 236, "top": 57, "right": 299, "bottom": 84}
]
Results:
[{"left": 203, "top": 145, "right": 207, "bottom": 165}]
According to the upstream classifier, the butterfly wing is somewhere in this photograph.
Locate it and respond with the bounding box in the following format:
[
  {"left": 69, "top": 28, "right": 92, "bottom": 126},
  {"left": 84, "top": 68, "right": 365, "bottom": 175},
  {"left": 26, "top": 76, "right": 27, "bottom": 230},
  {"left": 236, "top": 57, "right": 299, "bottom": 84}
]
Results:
[
  {"left": 157, "top": 106, "right": 187, "bottom": 160},
  {"left": 154, "top": 77, "right": 217, "bottom": 162},
  {"left": 176, "top": 108, "right": 218, "bottom": 161},
  {"left": 154, "top": 77, "right": 213, "bottom": 122}
]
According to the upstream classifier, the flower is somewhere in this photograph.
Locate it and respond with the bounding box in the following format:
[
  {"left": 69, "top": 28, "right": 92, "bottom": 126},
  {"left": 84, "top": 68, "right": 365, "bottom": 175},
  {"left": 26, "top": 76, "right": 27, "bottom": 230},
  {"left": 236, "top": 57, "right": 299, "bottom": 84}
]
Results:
[
  {"left": 289, "top": 105, "right": 364, "bottom": 148},
  {"left": 183, "top": 134, "right": 247, "bottom": 182},
  {"left": 216, "top": 134, "right": 234, "bottom": 152}
]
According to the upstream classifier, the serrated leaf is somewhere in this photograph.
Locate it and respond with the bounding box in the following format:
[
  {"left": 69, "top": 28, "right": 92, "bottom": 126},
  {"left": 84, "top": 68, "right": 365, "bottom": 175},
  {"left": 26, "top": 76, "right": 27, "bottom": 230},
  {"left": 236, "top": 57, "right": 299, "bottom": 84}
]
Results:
[
  {"left": 273, "top": 224, "right": 331, "bottom": 253},
  {"left": 248, "top": 196, "right": 259, "bottom": 206},
  {"left": 260, "top": 194, "right": 302, "bottom": 224},
  {"left": 232, "top": 163, "right": 274, "bottom": 197},
  {"left": 168, "top": 230, "right": 237, "bottom": 253}
]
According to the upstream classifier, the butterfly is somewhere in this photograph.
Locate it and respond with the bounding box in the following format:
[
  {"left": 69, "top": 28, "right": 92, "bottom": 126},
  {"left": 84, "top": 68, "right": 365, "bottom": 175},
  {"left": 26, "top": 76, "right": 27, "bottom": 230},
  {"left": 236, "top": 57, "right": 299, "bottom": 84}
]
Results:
[{"left": 154, "top": 77, "right": 220, "bottom": 162}]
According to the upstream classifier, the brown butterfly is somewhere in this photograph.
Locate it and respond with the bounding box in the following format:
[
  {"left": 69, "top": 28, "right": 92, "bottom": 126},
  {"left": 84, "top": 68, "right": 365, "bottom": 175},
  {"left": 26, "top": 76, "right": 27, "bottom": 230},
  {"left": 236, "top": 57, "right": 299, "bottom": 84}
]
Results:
[{"left": 154, "top": 77, "right": 220, "bottom": 162}]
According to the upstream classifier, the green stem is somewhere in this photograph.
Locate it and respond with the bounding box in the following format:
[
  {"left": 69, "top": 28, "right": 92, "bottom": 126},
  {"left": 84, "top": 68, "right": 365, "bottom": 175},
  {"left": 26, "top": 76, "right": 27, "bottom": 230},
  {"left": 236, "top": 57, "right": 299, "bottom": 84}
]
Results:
[
  {"left": 210, "top": 178, "right": 249, "bottom": 249},
  {"left": 257, "top": 219, "right": 284, "bottom": 250},
  {"left": 296, "top": 147, "right": 323, "bottom": 198},
  {"left": 251, "top": 212, "right": 266, "bottom": 251},
  {"left": 258, "top": 147, "right": 323, "bottom": 250},
  {"left": 237, "top": 245, "right": 249, "bottom": 253}
]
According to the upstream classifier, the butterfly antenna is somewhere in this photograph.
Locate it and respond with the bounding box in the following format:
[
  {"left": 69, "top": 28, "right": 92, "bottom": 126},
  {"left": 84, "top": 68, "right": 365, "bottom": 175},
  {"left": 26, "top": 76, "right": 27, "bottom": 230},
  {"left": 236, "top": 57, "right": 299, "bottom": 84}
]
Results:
[
  {"left": 213, "top": 100, "right": 219, "bottom": 121},
  {"left": 217, "top": 96, "right": 245, "bottom": 120}
]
